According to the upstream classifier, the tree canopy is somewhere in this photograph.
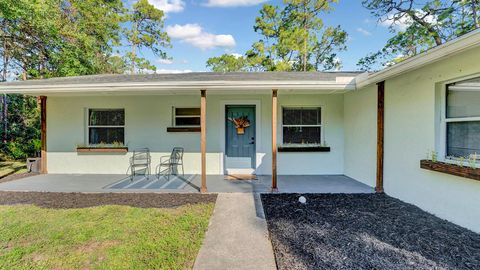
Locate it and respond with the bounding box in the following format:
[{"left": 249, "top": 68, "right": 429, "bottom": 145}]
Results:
[
  {"left": 206, "top": 0, "right": 348, "bottom": 72},
  {"left": 358, "top": 0, "right": 480, "bottom": 70},
  {"left": 0, "top": 0, "right": 170, "bottom": 160},
  {"left": 0, "top": 0, "right": 170, "bottom": 79},
  {"left": 124, "top": 0, "right": 171, "bottom": 73}
]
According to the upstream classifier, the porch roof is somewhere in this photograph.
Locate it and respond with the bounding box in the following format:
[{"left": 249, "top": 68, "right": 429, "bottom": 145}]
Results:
[{"left": 0, "top": 72, "right": 361, "bottom": 95}]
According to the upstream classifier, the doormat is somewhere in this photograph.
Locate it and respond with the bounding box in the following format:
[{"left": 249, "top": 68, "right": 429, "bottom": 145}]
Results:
[{"left": 224, "top": 174, "right": 258, "bottom": 180}]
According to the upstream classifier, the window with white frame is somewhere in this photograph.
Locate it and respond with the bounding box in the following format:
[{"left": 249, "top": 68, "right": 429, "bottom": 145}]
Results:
[
  {"left": 282, "top": 107, "right": 322, "bottom": 145},
  {"left": 88, "top": 109, "right": 125, "bottom": 145},
  {"left": 445, "top": 77, "right": 480, "bottom": 159},
  {"left": 173, "top": 107, "right": 200, "bottom": 127}
]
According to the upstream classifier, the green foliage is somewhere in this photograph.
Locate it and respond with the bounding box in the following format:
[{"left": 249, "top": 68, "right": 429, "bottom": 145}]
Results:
[
  {"left": 206, "top": 54, "right": 248, "bottom": 72},
  {"left": 207, "top": 0, "right": 348, "bottom": 72},
  {"left": 0, "top": 95, "right": 40, "bottom": 160},
  {"left": 123, "top": 0, "right": 171, "bottom": 73},
  {"left": 467, "top": 154, "right": 477, "bottom": 169},
  {"left": 358, "top": 0, "right": 480, "bottom": 70},
  {"left": 105, "top": 55, "right": 128, "bottom": 74},
  {"left": 0, "top": 0, "right": 125, "bottom": 79},
  {"left": 430, "top": 150, "right": 438, "bottom": 163},
  {"left": 0, "top": 1, "right": 171, "bottom": 160},
  {"left": 0, "top": 0, "right": 170, "bottom": 78}
]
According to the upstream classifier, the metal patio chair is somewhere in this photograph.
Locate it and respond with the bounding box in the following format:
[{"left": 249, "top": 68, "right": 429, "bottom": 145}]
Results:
[
  {"left": 129, "top": 148, "right": 151, "bottom": 181},
  {"left": 156, "top": 147, "right": 184, "bottom": 180}
]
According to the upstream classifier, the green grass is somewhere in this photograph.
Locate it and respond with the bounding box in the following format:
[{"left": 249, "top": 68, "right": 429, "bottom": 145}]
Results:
[
  {"left": 0, "top": 203, "right": 215, "bottom": 269},
  {"left": 0, "top": 161, "right": 27, "bottom": 178}
]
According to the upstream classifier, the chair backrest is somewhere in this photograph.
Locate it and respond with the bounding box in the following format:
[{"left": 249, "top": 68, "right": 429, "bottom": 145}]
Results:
[
  {"left": 132, "top": 148, "right": 150, "bottom": 165},
  {"left": 170, "top": 147, "right": 184, "bottom": 164}
]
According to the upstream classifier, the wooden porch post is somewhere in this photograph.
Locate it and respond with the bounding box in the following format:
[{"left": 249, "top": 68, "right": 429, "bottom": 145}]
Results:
[
  {"left": 40, "top": 96, "right": 47, "bottom": 174},
  {"left": 271, "top": 89, "right": 278, "bottom": 192},
  {"left": 200, "top": 89, "right": 208, "bottom": 193},
  {"left": 376, "top": 81, "right": 385, "bottom": 193}
]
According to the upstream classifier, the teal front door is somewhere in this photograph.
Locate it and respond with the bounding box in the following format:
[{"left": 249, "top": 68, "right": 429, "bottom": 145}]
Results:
[{"left": 225, "top": 105, "right": 256, "bottom": 173}]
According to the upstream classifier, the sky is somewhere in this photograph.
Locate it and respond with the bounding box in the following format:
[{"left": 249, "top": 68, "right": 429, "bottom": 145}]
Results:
[{"left": 134, "top": 0, "right": 398, "bottom": 73}]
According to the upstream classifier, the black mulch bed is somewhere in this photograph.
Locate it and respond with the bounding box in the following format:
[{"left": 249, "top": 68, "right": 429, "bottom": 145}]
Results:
[
  {"left": 261, "top": 193, "right": 480, "bottom": 270},
  {"left": 0, "top": 191, "right": 217, "bottom": 209}
]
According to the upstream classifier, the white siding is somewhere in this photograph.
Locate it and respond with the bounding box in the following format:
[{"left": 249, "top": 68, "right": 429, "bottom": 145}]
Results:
[
  {"left": 344, "top": 85, "right": 377, "bottom": 187},
  {"left": 47, "top": 93, "right": 345, "bottom": 175},
  {"left": 344, "top": 46, "right": 480, "bottom": 233}
]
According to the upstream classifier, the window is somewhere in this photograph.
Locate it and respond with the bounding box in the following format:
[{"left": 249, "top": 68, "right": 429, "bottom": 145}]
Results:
[
  {"left": 173, "top": 107, "right": 200, "bottom": 127},
  {"left": 88, "top": 109, "right": 125, "bottom": 145},
  {"left": 445, "top": 78, "right": 480, "bottom": 158},
  {"left": 282, "top": 107, "right": 322, "bottom": 145}
]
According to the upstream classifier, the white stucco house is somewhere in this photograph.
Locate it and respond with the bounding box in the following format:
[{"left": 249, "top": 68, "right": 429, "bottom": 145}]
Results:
[{"left": 1, "top": 30, "right": 480, "bottom": 232}]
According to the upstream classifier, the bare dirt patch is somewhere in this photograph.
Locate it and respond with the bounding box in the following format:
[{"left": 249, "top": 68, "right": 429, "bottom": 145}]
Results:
[
  {"left": 76, "top": 240, "right": 119, "bottom": 254},
  {"left": 261, "top": 193, "right": 480, "bottom": 270},
  {"left": 0, "top": 191, "right": 217, "bottom": 209}
]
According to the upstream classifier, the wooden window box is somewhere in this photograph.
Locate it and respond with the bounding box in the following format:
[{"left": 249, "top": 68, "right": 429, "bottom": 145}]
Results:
[
  {"left": 167, "top": 127, "right": 201, "bottom": 132},
  {"left": 76, "top": 147, "right": 128, "bottom": 153},
  {"left": 420, "top": 159, "right": 480, "bottom": 181},
  {"left": 278, "top": 146, "right": 331, "bottom": 152}
]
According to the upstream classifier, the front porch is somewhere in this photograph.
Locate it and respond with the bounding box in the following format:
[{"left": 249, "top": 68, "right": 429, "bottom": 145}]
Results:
[{"left": 0, "top": 174, "right": 373, "bottom": 193}]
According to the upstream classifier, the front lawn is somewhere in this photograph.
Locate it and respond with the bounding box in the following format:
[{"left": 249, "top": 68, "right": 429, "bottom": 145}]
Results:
[
  {"left": 0, "top": 161, "right": 27, "bottom": 178},
  {"left": 262, "top": 193, "right": 480, "bottom": 270},
  {"left": 0, "top": 192, "right": 216, "bottom": 269}
]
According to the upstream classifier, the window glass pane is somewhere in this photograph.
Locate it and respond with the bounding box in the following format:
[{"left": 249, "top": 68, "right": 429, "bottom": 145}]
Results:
[
  {"left": 447, "top": 121, "right": 480, "bottom": 157},
  {"left": 447, "top": 83, "right": 480, "bottom": 118},
  {"left": 89, "top": 127, "right": 124, "bottom": 145},
  {"left": 176, "top": 108, "right": 200, "bottom": 116},
  {"left": 283, "top": 109, "right": 302, "bottom": 125},
  {"left": 283, "top": 127, "right": 321, "bottom": 144},
  {"left": 175, "top": 117, "right": 200, "bottom": 126},
  {"left": 89, "top": 109, "right": 124, "bottom": 126},
  {"left": 283, "top": 108, "right": 321, "bottom": 125},
  {"left": 301, "top": 108, "right": 320, "bottom": 125}
]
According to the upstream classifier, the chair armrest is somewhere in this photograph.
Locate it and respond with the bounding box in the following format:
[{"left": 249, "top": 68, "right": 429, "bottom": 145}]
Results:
[{"left": 160, "top": 155, "right": 171, "bottom": 164}]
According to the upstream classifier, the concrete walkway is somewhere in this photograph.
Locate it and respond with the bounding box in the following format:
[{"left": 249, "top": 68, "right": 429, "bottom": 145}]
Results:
[{"left": 193, "top": 193, "right": 277, "bottom": 270}]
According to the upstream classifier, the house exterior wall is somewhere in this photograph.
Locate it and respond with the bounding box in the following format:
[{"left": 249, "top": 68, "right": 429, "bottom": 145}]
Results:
[
  {"left": 46, "top": 93, "right": 345, "bottom": 175},
  {"left": 344, "top": 84, "right": 377, "bottom": 187},
  {"left": 344, "top": 46, "right": 480, "bottom": 233}
]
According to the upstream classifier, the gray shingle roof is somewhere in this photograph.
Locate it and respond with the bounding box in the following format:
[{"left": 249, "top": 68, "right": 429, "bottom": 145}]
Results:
[{"left": 0, "top": 72, "right": 362, "bottom": 86}]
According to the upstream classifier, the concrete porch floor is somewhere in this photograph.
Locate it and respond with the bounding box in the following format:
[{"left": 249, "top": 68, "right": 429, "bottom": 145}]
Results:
[{"left": 0, "top": 174, "right": 373, "bottom": 193}]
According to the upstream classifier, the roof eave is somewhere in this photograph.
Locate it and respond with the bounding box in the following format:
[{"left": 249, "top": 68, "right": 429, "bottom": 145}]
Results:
[
  {"left": 355, "top": 29, "right": 480, "bottom": 89},
  {"left": 0, "top": 80, "right": 357, "bottom": 95}
]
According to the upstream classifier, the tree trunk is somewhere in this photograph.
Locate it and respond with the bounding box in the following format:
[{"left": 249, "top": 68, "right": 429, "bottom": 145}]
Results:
[
  {"left": 403, "top": 10, "right": 443, "bottom": 46},
  {"left": 472, "top": 0, "right": 480, "bottom": 28},
  {"left": 131, "top": 43, "right": 136, "bottom": 74},
  {"left": 302, "top": 5, "right": 308, "bottom": 72},
  {"left": 0, "top": 94, "right": 3, "bottom": 141},
  {"left": 303, "top": 29, "right": 307, "bottom": 71},
  {"left": 131, "top": 21, "right": 137, "bottom": 74},
  {"left": 2, "top": 94, "right": 7, "bottom": 143},
  {"left": 1, "top": 20, "right": 8, "bottom": 144}
]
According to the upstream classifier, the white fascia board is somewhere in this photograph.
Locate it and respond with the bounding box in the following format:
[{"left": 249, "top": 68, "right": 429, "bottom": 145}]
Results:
[
  {"left": 355, "top": 29, "right": 480, "bottom": 89},
  {"left": 0, "top": 79, "right": 357, "bottom": 95}
]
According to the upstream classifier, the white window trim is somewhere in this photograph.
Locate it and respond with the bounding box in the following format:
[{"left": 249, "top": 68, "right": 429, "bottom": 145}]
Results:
[
  {"left": 280, "top": 106, "right": 324, "bottom": 146},
  {"left": 440, "top": 81, "right": 480, "bottom": 162},
  {"left": 172, "top": 106, "right": 201, "bottom": 127},
  {"left": 86, "top": 108, "right": 125, "bottom": 145}
]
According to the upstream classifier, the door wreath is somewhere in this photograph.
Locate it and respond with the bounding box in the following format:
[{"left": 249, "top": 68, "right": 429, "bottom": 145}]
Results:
[{"left": 228, "top": 116, "right": 250, "bottom": 135}]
